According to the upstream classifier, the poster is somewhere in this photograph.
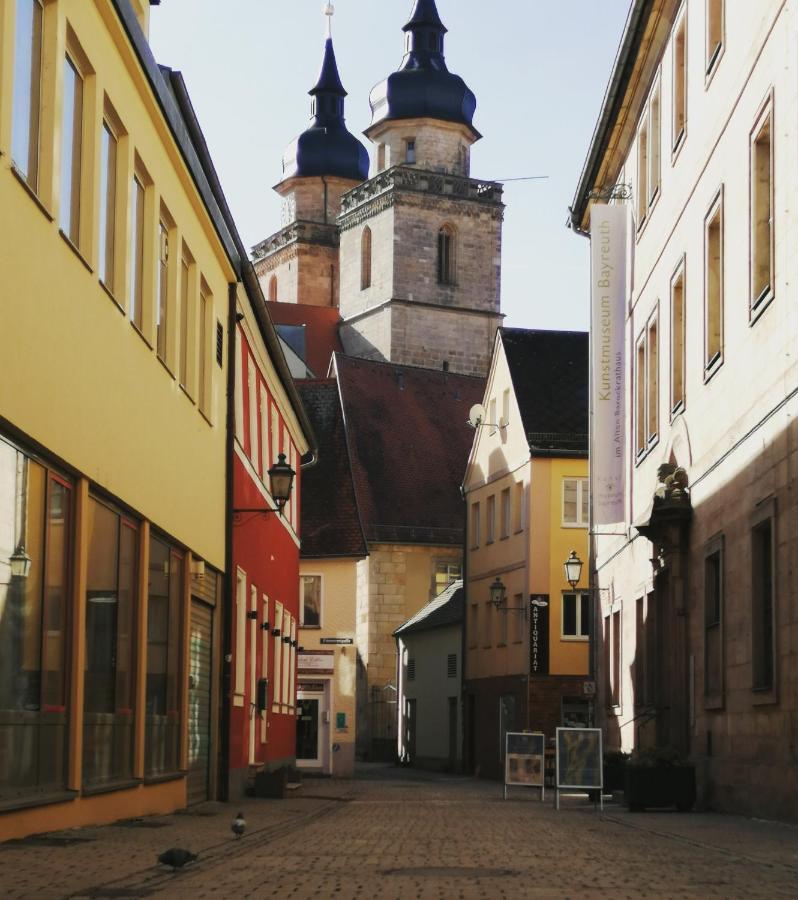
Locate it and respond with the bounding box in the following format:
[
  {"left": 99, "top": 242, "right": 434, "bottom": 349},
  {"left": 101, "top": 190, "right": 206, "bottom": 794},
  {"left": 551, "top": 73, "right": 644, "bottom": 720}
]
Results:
[
  {"left": 505, "top": 732, "right": 545, "bottom": 788},
  {"left": 590, "top": 202, "right": 627, "bottom": 524},
  {"left": 555, "top": 727, "right": 602, "bottom": 790}
]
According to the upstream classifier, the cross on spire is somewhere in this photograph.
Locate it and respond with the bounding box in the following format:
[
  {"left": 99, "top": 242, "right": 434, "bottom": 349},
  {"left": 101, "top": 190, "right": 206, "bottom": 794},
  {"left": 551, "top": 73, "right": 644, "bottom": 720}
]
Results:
[{"left": 323, "top": 3, "right": 334, "bottom": 38}]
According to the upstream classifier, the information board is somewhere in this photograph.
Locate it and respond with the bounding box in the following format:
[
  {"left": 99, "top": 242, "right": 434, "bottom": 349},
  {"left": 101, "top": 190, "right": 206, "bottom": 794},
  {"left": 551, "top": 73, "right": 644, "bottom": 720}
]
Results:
[
  {"left": 503, "top": 732, "right": 545, "bottom": 799},
  {"left": 555, "top": 727, "right": 603, "bottom": 790}
]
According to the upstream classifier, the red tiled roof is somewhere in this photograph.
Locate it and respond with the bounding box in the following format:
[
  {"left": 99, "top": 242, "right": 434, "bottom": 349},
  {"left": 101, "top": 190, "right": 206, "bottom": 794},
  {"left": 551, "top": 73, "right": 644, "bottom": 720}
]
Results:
[
  {"left": 298, "top": 380, "right": 368, "bottom": 559},
  {"left": 335, "top": 355, "right": 485, "bottom": 545},
  {"left": 266, "top": 303, "right": 343, "bottom": 378}
]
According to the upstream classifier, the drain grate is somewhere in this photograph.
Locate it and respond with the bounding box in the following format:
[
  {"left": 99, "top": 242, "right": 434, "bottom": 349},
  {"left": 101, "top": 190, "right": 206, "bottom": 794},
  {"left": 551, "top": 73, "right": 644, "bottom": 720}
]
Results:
[{"left": 381, "top": 867, "right": 519, "bottom": 879}]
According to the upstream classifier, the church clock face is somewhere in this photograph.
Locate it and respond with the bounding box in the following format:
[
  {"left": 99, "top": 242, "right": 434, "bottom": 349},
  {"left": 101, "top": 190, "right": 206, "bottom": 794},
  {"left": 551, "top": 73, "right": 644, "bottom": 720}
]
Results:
[{"left": 281, "top": 195, "right": 296, "bottom": 227}]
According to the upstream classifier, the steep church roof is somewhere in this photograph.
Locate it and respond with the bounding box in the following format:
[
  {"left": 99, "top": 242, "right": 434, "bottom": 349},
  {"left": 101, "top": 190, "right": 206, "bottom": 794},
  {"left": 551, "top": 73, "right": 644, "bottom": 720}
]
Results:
[
  {"left": 367, "top": 0, "right": 480, "bottom": 139},
  {"left": 281, "top": 36, "right": 369, "bottom": 182},
  {"left": 500, "top": 329, "right": 589, "bottom": 456}
]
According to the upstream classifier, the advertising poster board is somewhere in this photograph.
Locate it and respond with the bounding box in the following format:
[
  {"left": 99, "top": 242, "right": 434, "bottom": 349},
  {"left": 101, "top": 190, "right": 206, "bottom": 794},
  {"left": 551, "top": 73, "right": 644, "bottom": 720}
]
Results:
[
  {"left": 555, "top": 727, "right": 603, "bottom": 810},
  {"left": 503, "top": 732, "right": 545, "bottom": 800}
]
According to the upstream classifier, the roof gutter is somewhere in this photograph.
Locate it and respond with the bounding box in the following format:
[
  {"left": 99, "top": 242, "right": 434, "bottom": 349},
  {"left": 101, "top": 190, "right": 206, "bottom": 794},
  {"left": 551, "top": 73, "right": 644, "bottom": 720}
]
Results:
[{"left": 568, "top": 0, "right": 654, "bottom": 236}]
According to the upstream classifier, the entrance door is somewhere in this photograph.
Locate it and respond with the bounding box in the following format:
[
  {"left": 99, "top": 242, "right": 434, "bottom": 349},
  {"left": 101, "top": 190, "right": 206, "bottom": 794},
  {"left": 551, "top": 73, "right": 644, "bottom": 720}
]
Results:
[
  {"left": 187, "top": 601, "right": 212, "bottom": 805},
  {"left": 296, "top": 684, "right": 329, "bottom": 771}
]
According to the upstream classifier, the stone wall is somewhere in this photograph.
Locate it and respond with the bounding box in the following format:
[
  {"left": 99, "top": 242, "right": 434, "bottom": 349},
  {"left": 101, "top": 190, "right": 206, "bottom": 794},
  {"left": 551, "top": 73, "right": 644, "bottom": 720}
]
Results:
[
  {"left": 338, "top": 205, "right": 395, "bottom": 319},
  {"left": 254, "top": 241, "right": 339, "bottom": 307},
  {"left": 368, "top": 118, "right": 474, "bottom": 177},
  {"left": 277, "top": 175, "right": 361, "bottom": 225}
]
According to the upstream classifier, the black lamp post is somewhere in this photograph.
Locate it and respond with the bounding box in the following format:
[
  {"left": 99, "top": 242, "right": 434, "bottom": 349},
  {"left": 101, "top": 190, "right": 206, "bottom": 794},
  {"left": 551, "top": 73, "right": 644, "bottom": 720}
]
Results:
[
  {"left": 9, "top": 544, "right": 32, "bottom": 579},
  {"left": 564, "top": 550, "right": 583, "bottom": 590},
  {"left": 489, "top": 576, "right": 506, "bottom": 608},
  {"left": 234, "top": 453, "right": 296, "bottom": 518}
]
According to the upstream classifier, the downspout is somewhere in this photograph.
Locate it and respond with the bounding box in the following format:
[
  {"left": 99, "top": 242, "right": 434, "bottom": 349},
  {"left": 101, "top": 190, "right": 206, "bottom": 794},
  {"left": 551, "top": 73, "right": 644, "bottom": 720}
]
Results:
[
  {"left": 459, "top": 485, "right": 468, "bottom": 774},
  {"left": 220, "top": 282, "right": 238, "bottom": 801}
]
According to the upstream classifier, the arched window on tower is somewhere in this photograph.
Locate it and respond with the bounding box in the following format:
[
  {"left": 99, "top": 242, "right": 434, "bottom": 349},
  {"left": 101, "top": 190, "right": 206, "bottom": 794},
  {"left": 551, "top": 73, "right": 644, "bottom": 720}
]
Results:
[
  {"left": 268, "top": 275, "right": 278, "bottom": 302},
  {"left": 361, "top": 227, "right": 372, "bottom": 290},
  {"left": 438, "top": 224, "right": 456, "bottom": 285}
]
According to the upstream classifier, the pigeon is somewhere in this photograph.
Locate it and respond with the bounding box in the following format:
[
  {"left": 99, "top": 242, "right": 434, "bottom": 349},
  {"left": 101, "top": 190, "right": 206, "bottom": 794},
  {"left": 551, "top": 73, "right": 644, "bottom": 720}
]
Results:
[
  {"left": 231, "top": 811, "right": 246, "bottom": 839},
  {"left": 158, "top": 847, "right": 198, "bottom": 871}
]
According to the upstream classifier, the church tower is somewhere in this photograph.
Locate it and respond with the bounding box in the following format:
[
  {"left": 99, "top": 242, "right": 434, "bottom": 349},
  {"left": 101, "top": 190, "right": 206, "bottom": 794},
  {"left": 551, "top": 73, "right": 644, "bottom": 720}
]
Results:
[
  {"left": 253, "top": 18, "right": 369, "bottom": 308},
  {"left": 338, "top": 0, "right": 504, "bottom": 377}
]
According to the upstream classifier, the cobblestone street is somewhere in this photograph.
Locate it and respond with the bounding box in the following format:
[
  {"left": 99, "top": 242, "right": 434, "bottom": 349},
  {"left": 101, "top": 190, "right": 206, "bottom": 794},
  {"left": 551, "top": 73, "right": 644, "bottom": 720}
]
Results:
[{"left": 1, "top": 765, "right": 797, "bottom": 899}]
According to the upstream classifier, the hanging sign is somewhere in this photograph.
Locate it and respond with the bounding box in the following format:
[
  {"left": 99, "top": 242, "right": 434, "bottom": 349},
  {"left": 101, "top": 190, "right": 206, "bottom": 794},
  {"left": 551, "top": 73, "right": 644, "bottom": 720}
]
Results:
[
  {"left": 590, "top": 203, "right": 627, "bottom": 524},
  {"left": 529, "top": 595, "right": 549, "bottom": 676}
]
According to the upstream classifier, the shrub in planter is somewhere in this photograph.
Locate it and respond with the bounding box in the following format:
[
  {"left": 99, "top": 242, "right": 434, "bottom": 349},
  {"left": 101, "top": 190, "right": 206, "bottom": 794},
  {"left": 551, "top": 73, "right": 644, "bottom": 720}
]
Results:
[
  {"left": 625, "top": 747, "right": 696, "bottom": 812},
  {"left": 603, "top": 750, "right": 630, "bottom": 793}
]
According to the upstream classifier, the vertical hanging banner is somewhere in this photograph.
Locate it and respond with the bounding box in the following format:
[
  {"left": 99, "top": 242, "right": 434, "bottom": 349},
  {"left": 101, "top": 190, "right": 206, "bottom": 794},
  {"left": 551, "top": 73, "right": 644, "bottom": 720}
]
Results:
[{"left": 590, "top": 203, "right": 627, "bottom": 524}]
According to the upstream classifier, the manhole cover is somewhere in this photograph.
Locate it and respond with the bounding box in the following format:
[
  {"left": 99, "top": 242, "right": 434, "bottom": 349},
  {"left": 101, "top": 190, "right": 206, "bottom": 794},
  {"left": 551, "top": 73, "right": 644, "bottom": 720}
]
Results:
[{"left": 381, "top": 867, "right": 519, "bottom": 879}]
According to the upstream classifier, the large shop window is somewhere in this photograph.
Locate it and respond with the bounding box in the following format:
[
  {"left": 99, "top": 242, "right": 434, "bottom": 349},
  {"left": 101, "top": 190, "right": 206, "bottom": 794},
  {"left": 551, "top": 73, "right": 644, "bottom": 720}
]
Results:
[
  {"left": 83, "top": 499, "right": 138, "bottom": 788},
  {"left": 0, "top": 437, "right": 71, "bottom": 801},
  {"left": 145, "top": 537, "right": 184, "bottom": 777}
]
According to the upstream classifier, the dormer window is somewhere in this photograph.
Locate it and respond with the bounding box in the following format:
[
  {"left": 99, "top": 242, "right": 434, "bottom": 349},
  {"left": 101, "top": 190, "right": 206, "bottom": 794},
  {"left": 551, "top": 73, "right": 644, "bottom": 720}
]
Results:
[{"left": 405, "top": 139, "right": 416, "bottom": 165}]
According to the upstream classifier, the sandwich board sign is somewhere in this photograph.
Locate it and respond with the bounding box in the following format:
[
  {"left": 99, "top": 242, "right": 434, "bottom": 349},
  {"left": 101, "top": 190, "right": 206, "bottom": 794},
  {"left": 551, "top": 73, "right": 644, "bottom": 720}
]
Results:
[
  {"left": 503, "top": 732, "right": 545, "bottom": 801},
  {"left": 555, "top": 727, "right": 603, "bottom": 810}
]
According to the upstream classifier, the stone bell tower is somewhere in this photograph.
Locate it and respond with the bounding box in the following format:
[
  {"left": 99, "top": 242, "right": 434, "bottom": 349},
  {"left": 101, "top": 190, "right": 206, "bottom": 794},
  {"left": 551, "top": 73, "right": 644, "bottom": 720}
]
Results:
[{"left": 337, "top": 0, "right": 504, "bottom": 377}]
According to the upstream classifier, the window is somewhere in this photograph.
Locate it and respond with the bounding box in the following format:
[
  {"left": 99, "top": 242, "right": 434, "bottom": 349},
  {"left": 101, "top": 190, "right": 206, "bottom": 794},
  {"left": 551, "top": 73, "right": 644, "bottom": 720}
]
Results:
[
  {"left": 179, "top": 248, "right": 194, "bottom": 392},
  {"left": 437, "top": 225, "right": 456, "bottom": 285},
  {"left": 470, "top": 501, "right": 480, "bottom": 548},
  {"left": 705, "top": 192, "right": 723, "bottom": 371},
  {"left": 289, "top": 618, "right": 296, "bottom": 710},
  {"left": 500, "top": 488, "right": 510, "bottom": 538},
  {"left": 260, "top": 595, "right": 269, "bottom": 741},
  {"left": 300, "top": 575, "right": 321, "bottom": 627},
  {"left": 498, "top": 604, "right": 508, "bottom": 646},
  {"left": 198, "top": 282, "right": 211, "bottom": 416},
  {"left": 751, "top": 502, "right": 776, "bottom": 693},
  {"left": 447, "top": 654, "right": 457, "bottom": 678},
  {"left": 649, "top": 83, "right": 661, "bottom": 203},
  {"left": 486, "top": 494, "right": 496, "bottom": 543},
  {"left": 234, "top": 568, "right": 246, "bottom": 702},
  {"left": 611, "top": 609, "right": 621, "bottom": 706},
  {"left": 129, "top": 170, "right": 146, "bottom": 330},
  {"left": 145, "top": 538, "right": 183, "bottom": 776},
  {"left": 562, "top": 592, "right": 590, "bottom": 639},
  {"left": 405, "top": 139, "right": 416, "bottom": 164},
  {"left": 671, "top": 260, "right": 685, "bottom": 413},
  {"left": 636, "top": 118, "right": 648, "bottom": 226},
  {"left": 98, "top": 121, "right": 118, "bottom": 291},
  {"left": 60, "top": 55, "right": 83, "bottom": 245},
  {"left": 634, "top": 596, "right": 646, "bottom": 706},
  {"left": 272, "top": 600, "right": 283, "bottom": 711},
  {"left": 704, "top": 536, "right": 723, "bottom": 701},
  {"left": 83, "top": 499, "right": 138, "bottom": 787},
  {"left": 434, "top": 562, "right": 462, "bottom": 597},
  {"left": 407, "top": 658, "right": 416, "bottom": 681},
  {"left": 0, "top": 437, "right": 71, "bottom": 801},
  {"left": 247, "top": 356, "right": 258, "bottom": 467},
  {"left": 706, "top": 0, "right": 724, "bottom": 75},
  {"left": 361, "top": 226, "right": 372, "bottom": 290},
  {"left": 234, "top": 336, "right": 244, "bottom": 444},
  {"left": 501, "top": 389, "right": 510, "bottom": 427},
  {"left": 268, "top": 275, "right": 278, "bottom": 302},
  {"left": 281, "top": 608, "right": 291, "bottom": 706},
  {"left": 635, "top": 333, "right": 646, "bottom": 455},
  {"left": 635, "top": 313, "right": 659, "bottom": 456},
  {"left": 156, "top": 214, "right": 172, "bottom": 364},
  {"left": 11, "top": 0, "right": 43, "bottom": 189},
  {"left": 563, "top": 478, "right": 588, "bottom": 527},
  {"left": 750, "top": 102, "right": 773, "bottom": 314},
  {"left": 647, "top": 317, "right": 659, "bottom": 439},
  {"left": 672, "top": 12, "right": 687, "bottom": 152},
  {"left": 514, "top": 482, "right": 525, "bottom": 532},
  {"left": 377, "top": 143, "right": 386, "bottom": 171},
  {"left": 259, "top": 385, "right": 270, "bottom": 479}
]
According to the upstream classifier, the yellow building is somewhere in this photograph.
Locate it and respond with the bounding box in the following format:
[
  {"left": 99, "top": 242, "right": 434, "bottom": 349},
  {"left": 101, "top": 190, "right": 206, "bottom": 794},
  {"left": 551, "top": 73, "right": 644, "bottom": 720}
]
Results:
[
  {"left": 462, "top": 328, "right": 590, "bottom": 779},
  {"left": 0, "top": 0, "right": 309, "bottom": 838}
]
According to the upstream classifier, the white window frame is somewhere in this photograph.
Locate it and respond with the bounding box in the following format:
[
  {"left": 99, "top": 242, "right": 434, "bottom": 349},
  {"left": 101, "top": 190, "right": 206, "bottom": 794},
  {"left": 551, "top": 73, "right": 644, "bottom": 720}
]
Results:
[
  {"left": 486, "top": 494, "right": 496, "bottom": 543},
  {"left": 234, "top": 568, "right": 247, "bottom": 705},
  {"left": 562, "top": 478, "right": 589, "bottom": 528},
  {"left": 272, "top": 600, "right": 283, "bottom": 713},
  {"left": 562, "top": 591, "right": 590, "bottom": 641},
  {"left": 500, "top": 487, "right": 511, "bottom": 539},
  {"left": 300, "top": 573, "right": 323, "bottom": 628},
  {"left": 261, "top": 594, "right": 269, "bottom": 743},
  {"left": 248, "top": 356, "right": 259, "bottom": 470},
  {"left": 471, "top": 501, "right": 480, "bottom": 548},
  {"left": 281, "top": 608, "right": 291, "bottom": 706}
]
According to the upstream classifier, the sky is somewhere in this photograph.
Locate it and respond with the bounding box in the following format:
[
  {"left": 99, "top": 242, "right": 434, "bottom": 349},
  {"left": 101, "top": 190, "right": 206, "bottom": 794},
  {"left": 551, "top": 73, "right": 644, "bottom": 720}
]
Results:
[{"left": 149, "top": 1, "right": 631, "bottom": 332}]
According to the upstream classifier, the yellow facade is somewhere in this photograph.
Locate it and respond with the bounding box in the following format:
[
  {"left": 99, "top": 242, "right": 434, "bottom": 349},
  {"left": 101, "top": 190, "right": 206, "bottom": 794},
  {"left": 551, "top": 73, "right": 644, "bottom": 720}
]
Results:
[{"left": 0, "top": 0, "right": 241, "bottom": 839}]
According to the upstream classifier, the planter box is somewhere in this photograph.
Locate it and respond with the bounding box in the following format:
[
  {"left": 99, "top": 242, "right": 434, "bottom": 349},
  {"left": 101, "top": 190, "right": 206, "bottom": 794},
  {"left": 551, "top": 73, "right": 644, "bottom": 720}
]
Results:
[{"left": 625, "top": 765, "right": 696, "bottom": 812}]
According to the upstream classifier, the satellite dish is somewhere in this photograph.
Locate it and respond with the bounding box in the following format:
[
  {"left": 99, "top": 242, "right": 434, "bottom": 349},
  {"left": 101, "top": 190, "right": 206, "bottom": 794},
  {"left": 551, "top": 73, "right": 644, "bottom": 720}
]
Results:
[{"left": 468, "top": 404, "right": 485, "bottom": 428}]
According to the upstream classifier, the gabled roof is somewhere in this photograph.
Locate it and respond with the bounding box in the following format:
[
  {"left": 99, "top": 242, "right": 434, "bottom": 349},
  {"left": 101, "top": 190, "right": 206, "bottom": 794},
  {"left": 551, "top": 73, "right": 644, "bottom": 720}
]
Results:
[
  {"left": 297, "top": 380, "right": 368, "bottom": 559},
  {"left": 335, "top": 356, "right": 485, "bottom": 545},
  {"left": 394, "top": 580, "right": 463, "bottom": 637},
  {"left": 501, "top": 328, "right": 588, "bottom": 457},
  {"left": 266, "top": 303, "right": 343, "bottom": 378}
]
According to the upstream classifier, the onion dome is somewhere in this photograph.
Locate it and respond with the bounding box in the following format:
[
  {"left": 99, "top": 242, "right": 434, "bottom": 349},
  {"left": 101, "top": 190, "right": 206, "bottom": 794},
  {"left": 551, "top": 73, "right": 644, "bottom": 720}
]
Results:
[
  {"left": 367, "top": 0, "right": 479, "bottom": 139},
  {"left": 281, "top": 36, "right": 369, "bottom": 182}
]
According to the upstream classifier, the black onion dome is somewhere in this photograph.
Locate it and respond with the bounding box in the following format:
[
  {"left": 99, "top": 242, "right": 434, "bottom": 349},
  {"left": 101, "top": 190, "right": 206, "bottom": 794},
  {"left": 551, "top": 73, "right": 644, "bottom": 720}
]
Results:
[
  {"left": 281, "top": 38, "right": 369, "bottom": 183},
  {"left": 368, "top": 0, "right": 479, "bottom": 138}
]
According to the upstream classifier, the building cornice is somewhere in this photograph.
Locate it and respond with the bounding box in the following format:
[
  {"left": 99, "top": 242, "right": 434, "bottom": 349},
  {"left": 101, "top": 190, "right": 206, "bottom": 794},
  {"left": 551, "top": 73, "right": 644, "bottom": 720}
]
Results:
[{"left": 251, "top": 220, "right": 340, "bottom": 261}]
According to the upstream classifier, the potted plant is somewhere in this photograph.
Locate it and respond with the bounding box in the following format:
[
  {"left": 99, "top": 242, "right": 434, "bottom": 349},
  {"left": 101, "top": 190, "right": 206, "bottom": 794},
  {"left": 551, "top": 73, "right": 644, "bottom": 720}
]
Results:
[
  {"left": 603, "top": 750, "right": 630, "bottom": 793},
  {"left": 625, "top": 747, "right": 696, "bottom": 812}
]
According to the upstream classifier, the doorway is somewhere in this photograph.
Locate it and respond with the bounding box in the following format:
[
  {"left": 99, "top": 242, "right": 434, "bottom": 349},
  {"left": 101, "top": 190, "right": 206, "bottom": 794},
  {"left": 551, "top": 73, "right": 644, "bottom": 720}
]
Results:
[
  {"left": 187, "top": 600, "right": 213, "bottom": 805},
  {"left": 296, "top": 682, "right": 330, "bottom": 772}
]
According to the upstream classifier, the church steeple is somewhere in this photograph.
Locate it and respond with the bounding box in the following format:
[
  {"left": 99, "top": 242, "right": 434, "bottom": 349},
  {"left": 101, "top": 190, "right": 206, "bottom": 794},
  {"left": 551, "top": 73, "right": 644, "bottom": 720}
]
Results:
[
  {"left": 280, "top": 8, "right": 369, "bottom": 183},
  {"left": 402, "top": 0, "right": 447, "bottom": 64}
]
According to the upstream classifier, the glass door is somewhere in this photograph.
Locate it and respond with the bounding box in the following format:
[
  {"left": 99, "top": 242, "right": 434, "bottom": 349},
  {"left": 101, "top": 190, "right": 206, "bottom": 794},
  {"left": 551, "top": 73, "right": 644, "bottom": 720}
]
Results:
[{"left": 296, "top": 696, "right": 320, "bottom": 764}]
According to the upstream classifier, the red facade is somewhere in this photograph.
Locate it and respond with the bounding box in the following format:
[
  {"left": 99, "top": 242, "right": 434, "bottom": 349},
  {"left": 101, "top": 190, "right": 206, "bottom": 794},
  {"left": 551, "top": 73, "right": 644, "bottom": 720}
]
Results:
[{"left": 229, "top": 325, "right": 303, "bottom": 795}]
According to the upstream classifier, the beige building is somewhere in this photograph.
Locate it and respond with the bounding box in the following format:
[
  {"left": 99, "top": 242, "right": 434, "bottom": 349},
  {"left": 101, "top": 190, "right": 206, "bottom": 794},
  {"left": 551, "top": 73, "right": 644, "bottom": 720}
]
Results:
[
  {"left": 570, "top": 0, "right": 798, "bottom": 820},
  {"left": 463, "top": 329, "right": 590, "bottom": 779}
]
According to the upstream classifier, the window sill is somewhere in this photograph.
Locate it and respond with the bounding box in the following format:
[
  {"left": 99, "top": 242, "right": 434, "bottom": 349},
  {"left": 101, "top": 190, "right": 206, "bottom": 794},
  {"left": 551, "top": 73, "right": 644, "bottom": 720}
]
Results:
[
  {"left": 157, "top": 352, "right": 176, "bottom": 381},
  {"left": 143, "top": 771, "right": 186, "bottom": 786},
  {"left": 10, "top": 164, "right": 53, "bottom": 221},
  {"left": 301, "top": 624, "right": 321, "bottom": 630},
  {"left": 705, "top": 45, "right": 724, "bottom": 89},
  {"left": 131, "top": 319, "right": 153, "bottom": 349},
  {"left": 671, "top": 129, "right": 687, "bottom": 165},
  {"left": 752, "top": 687, "right": 778, "bottom": 706},
  {"left": 704, "top": 695, "right": 724, "bottom": 711},
  {"left": 0, "top": 789, "right": 78, "bottom": 814},
  {"left": 750, "top": 290, "right": 774, "bottom": 326},
  {"left": 499, "top": 534, "right": 509, "bottom": 542},
  {"left": 562, "top": 522, "right": 589, "bottom": 530},
  {"left": 100, "top": 279, "right": 125, "bottom": 315},
  {"left": 59, "top": 229, "right": 94, "bottom": 275},
  {"left": 199, "top": 406, "right": 213, "bottom": 428},
  {"left": 670, "top": 400, "right": 685, "bottom": 423},
  {"left": 179, "top": 383, "right": 196, "bottom": 405},
  {"left": 704, "top": 355, "right": 724, "bottom": 384},
  {"left": 82, "top": 778, "right": 142, "bottom": 797},
  {"left": 561, "top": 635, "right": 589, "bottom": 643}
]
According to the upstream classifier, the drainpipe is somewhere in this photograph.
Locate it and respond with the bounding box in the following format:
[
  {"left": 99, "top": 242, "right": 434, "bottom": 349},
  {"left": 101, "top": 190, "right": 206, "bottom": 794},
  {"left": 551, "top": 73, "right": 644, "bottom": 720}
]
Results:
[
  {"left": 459, "top": 485, "right": 468, "bottom": 774},
  {"left": 220, "top": 282, "right": 238, "bottom": 801}
]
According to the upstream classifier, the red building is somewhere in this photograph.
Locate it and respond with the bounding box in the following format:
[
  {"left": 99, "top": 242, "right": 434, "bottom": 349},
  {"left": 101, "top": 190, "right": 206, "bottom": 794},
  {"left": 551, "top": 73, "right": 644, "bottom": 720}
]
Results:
[{"left": 227, "top": 307, "right": 314, "bottom": 798}]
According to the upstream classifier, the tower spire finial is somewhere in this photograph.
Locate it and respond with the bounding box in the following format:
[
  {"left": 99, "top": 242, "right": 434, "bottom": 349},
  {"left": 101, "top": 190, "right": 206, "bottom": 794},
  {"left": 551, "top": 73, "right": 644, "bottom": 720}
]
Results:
[{"left": 323, "top": 3, "right": 334, "bottom": 39}]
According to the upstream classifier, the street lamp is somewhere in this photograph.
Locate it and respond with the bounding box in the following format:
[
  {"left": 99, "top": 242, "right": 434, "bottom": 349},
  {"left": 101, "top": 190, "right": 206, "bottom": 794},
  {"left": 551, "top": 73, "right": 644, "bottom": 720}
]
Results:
[
  {"left": 489, "top": 576, "right": 507, "bottom": 608},
  {"left": 564, "top": 550, "right": 583, "bottom": 590},
  {"left": 9, "top": 544, "right": 32, "bottom": 579},
  {"left": 234, "top": 453, "right": 296, "bottom": 518}
]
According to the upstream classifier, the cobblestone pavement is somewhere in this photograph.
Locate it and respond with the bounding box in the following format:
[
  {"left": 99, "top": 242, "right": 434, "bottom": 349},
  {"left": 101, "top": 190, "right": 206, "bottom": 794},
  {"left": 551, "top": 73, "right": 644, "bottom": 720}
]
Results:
[{"left": 2, "top": 764, "right": 798, "bottom": 899}]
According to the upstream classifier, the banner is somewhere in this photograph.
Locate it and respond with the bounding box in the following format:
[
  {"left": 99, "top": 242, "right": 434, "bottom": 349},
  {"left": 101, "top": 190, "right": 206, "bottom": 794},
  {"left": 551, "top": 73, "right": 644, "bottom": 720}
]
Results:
[
  {"left": 529, "top": 595, "right": 549, "bottom": 676},
  {"left": 590, "top": 203, "right": 627, "bottom": 524}
]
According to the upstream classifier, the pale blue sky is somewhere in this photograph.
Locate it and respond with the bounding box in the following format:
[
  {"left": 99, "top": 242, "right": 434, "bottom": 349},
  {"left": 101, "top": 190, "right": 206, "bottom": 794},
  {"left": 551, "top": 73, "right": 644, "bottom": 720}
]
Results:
[{"left": 149, "top": 1, "right": 630, "bottom": 331}]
